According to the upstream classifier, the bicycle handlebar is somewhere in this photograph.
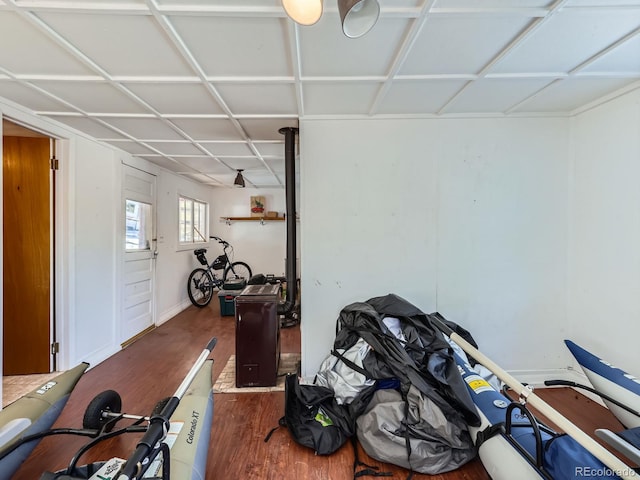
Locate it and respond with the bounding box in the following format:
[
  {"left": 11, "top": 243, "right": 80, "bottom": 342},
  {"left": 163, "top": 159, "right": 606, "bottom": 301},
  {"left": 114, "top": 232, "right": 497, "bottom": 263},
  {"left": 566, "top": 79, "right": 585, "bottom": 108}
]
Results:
[{"left": 209, "top": 236, "right": 229, "bottom": 246}]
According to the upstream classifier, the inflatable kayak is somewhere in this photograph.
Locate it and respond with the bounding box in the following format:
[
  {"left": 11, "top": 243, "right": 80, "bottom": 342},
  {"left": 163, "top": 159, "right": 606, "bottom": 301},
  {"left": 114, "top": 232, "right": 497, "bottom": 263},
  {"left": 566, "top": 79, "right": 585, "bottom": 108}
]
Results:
[
  {"left": 565, "top": 340, "right": 640, "bottom": 430},
  {"left": 430, "top": 315, "right": 637, "bottom": 479},
  {"left": 0, "top": 363, "right": 89, "bottom": 479},
  {"left": 455, "top": 352, "right": 623, "bottom": 480},
  {"left": 37, "top": 337, "right": 217, "bottom": 480},
  {"left": 143, "top": 358, "right": 214, "bottom": 480}
]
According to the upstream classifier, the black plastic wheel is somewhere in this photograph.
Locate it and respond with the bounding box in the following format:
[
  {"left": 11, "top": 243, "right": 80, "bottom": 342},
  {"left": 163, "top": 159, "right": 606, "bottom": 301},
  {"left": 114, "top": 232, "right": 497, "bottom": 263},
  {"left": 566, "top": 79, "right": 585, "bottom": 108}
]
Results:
[
  {"left": 83, "top": 390, "right": 122, "bottom": 432},
  {"left": 223, "top": 262, "right": 252, "bottom": 282},
  {"left": 187, "top": 268, "right": 215, "bottom": 307}
]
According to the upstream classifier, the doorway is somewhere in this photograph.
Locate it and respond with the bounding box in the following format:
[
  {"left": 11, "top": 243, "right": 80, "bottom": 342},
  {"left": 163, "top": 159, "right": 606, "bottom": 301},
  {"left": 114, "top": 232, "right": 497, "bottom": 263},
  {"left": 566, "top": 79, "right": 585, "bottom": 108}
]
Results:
[{"left": 2, "top": 119, "right": 55, "bottom": 375}]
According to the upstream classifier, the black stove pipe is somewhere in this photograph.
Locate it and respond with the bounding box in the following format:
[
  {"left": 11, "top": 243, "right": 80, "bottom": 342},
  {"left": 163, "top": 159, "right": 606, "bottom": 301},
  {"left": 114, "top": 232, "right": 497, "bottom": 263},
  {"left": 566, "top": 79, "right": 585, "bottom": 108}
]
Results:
[{"left": 277, "top": 126, "right": 298, "bottom": 317}]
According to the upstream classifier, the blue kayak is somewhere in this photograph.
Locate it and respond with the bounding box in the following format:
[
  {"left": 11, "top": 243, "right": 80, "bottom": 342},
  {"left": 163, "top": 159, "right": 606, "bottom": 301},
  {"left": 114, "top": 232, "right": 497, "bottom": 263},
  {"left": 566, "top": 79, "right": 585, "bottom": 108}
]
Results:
[
  {"left": 455, "top": 353, "right": 622, "bottom": 480},
  {"left": 565, "top": 339, "right": 640, "bottom": 430}
]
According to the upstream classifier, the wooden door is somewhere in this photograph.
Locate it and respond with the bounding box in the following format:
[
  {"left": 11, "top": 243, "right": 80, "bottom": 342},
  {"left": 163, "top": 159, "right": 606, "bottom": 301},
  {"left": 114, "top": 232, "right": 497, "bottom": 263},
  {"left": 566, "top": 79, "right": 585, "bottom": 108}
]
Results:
[{"left": 3, "top": 136, "right": 51, "bottom": 375}]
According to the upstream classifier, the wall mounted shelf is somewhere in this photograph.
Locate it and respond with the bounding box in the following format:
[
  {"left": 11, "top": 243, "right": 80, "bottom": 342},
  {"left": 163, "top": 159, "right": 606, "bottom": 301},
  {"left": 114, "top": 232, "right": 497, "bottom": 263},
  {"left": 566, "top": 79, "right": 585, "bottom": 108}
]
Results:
[{"left": 221, "top": 216, "right": 285, "bottom": 226}]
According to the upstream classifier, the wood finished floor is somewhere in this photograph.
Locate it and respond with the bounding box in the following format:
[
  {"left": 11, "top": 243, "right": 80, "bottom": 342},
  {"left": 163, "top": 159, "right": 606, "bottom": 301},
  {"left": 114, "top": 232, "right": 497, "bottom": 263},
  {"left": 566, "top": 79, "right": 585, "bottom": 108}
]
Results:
[{"left": 14, "top": 302, "right": 629, "bottom": 479}]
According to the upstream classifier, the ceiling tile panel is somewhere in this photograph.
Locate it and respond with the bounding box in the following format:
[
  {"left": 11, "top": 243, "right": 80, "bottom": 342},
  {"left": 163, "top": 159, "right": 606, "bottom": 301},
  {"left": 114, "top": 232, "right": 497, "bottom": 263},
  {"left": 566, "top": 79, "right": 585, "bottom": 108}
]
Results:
[
  {"left": 170, "top": 16, "right": 291, "bottom": 76},
  {"left": 435, "top": 0, "right": 552, "bottom": 6},
  {"left": 376, "top": 79, "right": 469, "bottom": 114},
  {"left": 36, "top": 12, "right": 194, "bottom": 76},
  {"left": 144, "top": 141, "right": 206, "bottom": 155},
  {"left": 51, "top": 116, "right": 128, "bottom": 139},
  {"left": 265, "top": 157, "right": 285, "bottom": 173},
  {"left": 0, "top": 11, "right": 95, "bottom": 75},
  {"left": 124, "top": 83, "right": 226, "bottom": 115},
  {"left": 239, "top": 118, "right": 298, "bottom": 141},
  {"left": 303, "top": 83, "right": 380, "bottom": 114},
  {"left": 0, "top": 81, "right": 75, "bottom": 111},
  {"left": 400, "top": 16, "right": 532, "bottom": 75},
  {"left": 215, "top": 83, "right": 297, "bottom": 115},
  {"left": 243, "top": 171, "right": 281, "bottom": 187},
  {"left": 299, "top": 16, "right": 411, "bottom": 77},
  {"left": 580, "top": 34, "right": 640, "bottom": 73},
  {"left": 104, "top": 140, "right": 156, "bottom": 155},
  {"left": 136, "top": 155, "right": 186, "bottom": 173},
  {"left": 255, "top": 142, "right": 285, "bottom": 158},
  {"left": 178, "top": 157, "right": 233, "bottom": 174},
  {"left": 493, "top": 10, "right": 640, "bottom": 73},
  {"left": 565, "top": 0, "right": 640, "bottom": 5},
  {"left": 200, "top": 142, "right": 253, "bottom": 156},
  {"left": 182, "top": 173, "right": 220, "bottom": 185},
  {"left": 446, "top": 77, "right": 556, "bottom": 113},
  {"left": 216, "top": 157, "right": 265, "bottom": 171},
  {"left": 31, "top": 81, "right": 148, "bottom": 113},
  {"left": 155, "top": 0, "right": 277, "bottom": 5},
  {"left": 99, "top": 117, "right": 185, "bottom": 140},
  {"left": 170, "top": 118, "right": 243, "bottom": 141},
  {"left": 511, "top": 77, "right": 637, "bottom": 112}
]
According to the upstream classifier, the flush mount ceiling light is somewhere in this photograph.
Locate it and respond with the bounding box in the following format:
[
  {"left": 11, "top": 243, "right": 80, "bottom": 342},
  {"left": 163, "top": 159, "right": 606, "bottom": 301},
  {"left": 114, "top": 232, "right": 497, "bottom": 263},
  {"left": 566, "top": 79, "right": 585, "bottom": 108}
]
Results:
[
  {"left": 233, "top": 169, "right": 245, "bottom": 188},
  {"left": 281, "top": 0, "right": 323, "bottom": 26},
  {"left": 282, "top": 0, "right": 380, "bottom": 38}
]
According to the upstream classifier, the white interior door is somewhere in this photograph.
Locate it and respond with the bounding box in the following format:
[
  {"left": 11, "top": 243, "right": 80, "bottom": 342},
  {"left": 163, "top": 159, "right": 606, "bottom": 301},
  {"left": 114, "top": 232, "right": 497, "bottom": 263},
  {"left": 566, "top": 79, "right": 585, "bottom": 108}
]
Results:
[{"left": 122, "top": 165, "right": 156, "bottom": 343}]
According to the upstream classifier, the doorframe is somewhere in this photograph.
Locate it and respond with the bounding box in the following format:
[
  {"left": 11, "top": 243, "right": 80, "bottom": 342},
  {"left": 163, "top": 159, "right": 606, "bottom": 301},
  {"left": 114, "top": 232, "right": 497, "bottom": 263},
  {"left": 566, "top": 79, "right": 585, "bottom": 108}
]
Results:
[{"left": 1, "top": 113, "right": 72, "bottom": 378}]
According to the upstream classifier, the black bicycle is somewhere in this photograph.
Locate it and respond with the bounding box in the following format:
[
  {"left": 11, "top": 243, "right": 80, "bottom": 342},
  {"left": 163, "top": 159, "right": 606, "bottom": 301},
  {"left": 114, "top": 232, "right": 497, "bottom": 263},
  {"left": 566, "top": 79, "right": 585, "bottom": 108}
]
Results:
[{"left": 187, "top": 236, "right": 252, "bottom": 307}]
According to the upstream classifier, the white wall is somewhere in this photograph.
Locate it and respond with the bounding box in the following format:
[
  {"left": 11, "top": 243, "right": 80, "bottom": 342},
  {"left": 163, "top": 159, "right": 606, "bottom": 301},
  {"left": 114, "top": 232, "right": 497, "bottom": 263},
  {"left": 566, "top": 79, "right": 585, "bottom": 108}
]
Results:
[
  {"left": 210, "top": 187, "right": 288, "bottom": 278},
  {"left": 300, "top": 117, "right": 570, "bottom": 376},
  {"left": 70, "top": 138, "right": 120, "bottom": 365},
  {"left": 568, "top": 88, "right": 640, "bottom": 372},
  {"left": 154, "top": 169, "right": 218, "bottom": 323}
]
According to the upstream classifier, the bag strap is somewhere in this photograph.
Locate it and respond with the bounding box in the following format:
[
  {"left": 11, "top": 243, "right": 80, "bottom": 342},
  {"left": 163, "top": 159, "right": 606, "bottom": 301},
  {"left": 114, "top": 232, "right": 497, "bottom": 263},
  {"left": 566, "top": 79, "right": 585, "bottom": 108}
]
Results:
[
  {"left": 401, "top": 397, "right": 415, "bottom": 480},
  {"left": 351, "top": 436, "right": 392, "bottom": 478},
  {"left": 331, "top": 349, "right": 371, "bottom": 378},
  {"left": 263, "top": 416, "right": 287, "bottom": 443}
]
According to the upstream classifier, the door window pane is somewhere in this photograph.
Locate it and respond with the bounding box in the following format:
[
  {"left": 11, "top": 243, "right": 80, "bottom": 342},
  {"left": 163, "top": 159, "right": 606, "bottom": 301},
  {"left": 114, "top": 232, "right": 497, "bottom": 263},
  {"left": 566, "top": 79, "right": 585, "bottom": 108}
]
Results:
[{"left": 126, "top": 199, "right": 152, "bottom": 251}]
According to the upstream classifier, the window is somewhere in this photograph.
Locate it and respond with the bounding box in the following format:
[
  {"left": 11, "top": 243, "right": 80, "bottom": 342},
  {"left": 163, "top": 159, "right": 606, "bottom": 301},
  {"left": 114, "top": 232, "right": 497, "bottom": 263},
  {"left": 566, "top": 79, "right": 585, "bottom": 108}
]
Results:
[
  {"left": 179, "top": 195, "right": 208, "bottom": 244},
  {"left": 126, "top": 199, "right": 152, "bottom": 251}
]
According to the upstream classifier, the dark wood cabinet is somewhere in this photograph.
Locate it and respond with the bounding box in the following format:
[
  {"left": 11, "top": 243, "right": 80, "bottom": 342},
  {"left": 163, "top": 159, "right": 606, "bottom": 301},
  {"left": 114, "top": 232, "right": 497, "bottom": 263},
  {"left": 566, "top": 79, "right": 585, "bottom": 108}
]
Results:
[{"left": 235, "top": 285, "right": 281, "bottom": 387}]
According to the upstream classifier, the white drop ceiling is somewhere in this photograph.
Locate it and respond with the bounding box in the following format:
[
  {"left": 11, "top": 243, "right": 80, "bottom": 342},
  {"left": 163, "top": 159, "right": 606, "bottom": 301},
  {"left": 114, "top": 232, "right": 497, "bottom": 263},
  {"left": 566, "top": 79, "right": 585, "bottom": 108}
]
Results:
[{"left": 0, "top": 0, "right": 639, "bottom": 188}]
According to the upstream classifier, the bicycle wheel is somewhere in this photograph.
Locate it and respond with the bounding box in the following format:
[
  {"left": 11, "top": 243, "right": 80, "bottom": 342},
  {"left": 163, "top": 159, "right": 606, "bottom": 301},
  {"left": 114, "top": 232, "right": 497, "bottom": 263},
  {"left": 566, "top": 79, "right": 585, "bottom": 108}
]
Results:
[
  {"left": 188, "top": 268, "right": 215, "bottom": 307},
  {"left": 224, "top": 262, "right": 252, "bottom": 282}
]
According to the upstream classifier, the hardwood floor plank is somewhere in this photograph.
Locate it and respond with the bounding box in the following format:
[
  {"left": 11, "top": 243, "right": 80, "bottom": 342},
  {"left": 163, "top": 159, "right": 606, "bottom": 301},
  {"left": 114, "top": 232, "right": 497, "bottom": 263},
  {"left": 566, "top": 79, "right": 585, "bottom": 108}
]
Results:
[{"left": 13, "top": 302, "right": 629, "bottom": 479}]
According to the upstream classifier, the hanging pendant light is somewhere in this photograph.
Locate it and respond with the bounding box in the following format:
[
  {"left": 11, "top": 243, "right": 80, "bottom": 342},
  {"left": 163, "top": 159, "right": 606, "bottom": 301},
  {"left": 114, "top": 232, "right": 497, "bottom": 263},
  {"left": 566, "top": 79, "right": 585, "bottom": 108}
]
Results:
[
  {"left": 338, "top": 0, "right": 379, "bottom": 38},
  {"left": 233, "top": 169, "right": 245, "bottom": 188},
  {"left": 282, "top": 0, "right": 323, "bottom": 26}
]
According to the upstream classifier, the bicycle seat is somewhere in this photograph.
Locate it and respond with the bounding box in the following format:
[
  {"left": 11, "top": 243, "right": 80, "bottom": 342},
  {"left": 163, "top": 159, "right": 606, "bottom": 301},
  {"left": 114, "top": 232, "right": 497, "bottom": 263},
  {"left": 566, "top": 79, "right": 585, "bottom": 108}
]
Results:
[{"left": 194, "top": 248, "right": 207, "bottom": 255}]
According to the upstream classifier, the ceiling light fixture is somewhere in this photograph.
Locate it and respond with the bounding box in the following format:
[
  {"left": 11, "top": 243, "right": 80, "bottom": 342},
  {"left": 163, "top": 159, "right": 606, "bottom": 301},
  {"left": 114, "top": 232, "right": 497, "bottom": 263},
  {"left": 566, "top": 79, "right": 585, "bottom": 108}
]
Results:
[
  {"left": 233, "top": 169, "right": 245, "bottom": 188},
  {"left": 282, "top": 0, "right": 380, "bottom": 38},
  {"left": 338, "top": 0, "right": 380, "bottom": 38},
  {"left": 281, "top": 0, "right": 323, "bottom": 26}
]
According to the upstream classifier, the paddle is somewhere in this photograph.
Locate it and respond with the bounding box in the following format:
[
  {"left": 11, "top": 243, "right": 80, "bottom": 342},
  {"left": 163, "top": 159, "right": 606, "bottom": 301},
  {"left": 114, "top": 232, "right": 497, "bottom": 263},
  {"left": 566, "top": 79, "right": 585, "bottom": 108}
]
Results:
[
  {"left": 430, "top": 316, "right": 638, "bottom": 480},
  {"left": 116, "top": 337, "right": 217, "bottom": 480}
]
